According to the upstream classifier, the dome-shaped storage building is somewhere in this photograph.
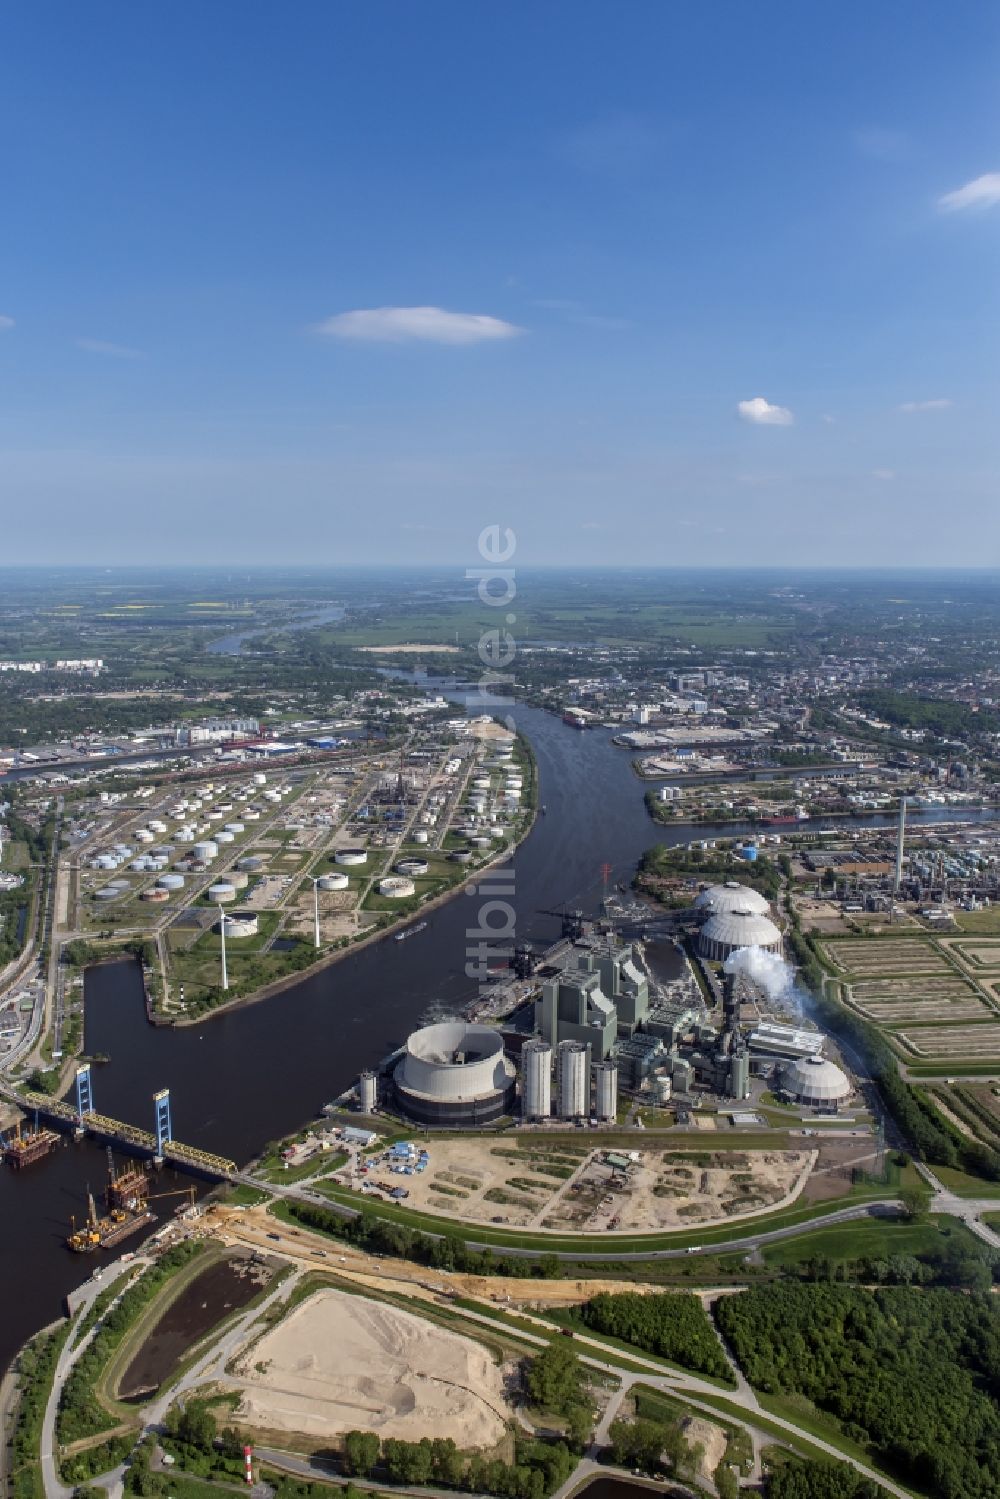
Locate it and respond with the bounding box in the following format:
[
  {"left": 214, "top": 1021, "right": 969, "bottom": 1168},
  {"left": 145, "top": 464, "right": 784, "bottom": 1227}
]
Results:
[
  {"left": 698, "top": 907, "right": 782, "bottom": 961},
  {"left": 781, "top": 1054, "right": 851, "bottom": 1107},
  {"left": 694, "top": 881, "right": 771, "bottom": 917},
  {"left": 393, "top": 1021, "right": 516, "bottom": 1126}
]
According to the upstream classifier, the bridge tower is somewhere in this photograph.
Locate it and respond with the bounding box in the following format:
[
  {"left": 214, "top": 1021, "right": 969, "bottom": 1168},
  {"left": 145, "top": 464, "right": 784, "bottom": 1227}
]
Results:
[
  {"left": 153, "top": 1089, "right": 172, "bottom": 1163},
  {"left": 75, "top": 1064, "right": 94, "bottom": 1120}
]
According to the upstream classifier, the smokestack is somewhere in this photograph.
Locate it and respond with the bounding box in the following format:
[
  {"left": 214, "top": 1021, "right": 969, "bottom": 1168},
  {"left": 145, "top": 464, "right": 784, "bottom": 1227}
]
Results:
[{"left": 894, "top": 796, "right": 907, "bottom": 892}]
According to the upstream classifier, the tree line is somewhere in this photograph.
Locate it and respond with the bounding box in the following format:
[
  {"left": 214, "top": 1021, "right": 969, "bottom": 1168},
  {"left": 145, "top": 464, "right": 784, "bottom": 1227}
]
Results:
[
  {"left": 285, "top": 1199, "right": 566, "bottom": 1279},
  {"left": 579, "top": 1290, "right": 734, "bottom": 1382},
  {"left": 716, "top": 1281, "right": 1000, "bottom": 1498}
]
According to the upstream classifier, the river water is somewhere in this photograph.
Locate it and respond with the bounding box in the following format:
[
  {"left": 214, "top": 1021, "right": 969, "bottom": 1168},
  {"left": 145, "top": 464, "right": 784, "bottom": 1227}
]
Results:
[{"left": 0, "top": 703, "right": 994, "bottom": 1373}]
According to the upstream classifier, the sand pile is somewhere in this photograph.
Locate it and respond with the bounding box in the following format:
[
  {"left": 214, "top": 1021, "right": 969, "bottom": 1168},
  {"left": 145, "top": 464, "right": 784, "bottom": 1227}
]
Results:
[{"left": 234, "top": 1289, "right": 509, "bottom": 1447}]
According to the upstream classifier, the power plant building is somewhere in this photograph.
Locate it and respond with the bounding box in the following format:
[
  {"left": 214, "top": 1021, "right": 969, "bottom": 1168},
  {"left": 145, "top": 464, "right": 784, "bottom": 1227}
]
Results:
[
  {"left": 534, "top": 940, "right": 649, "bottom": 1058},
  {"left": 536, "top": 969, "right": 616, "bottom": 1059},
  {"left": 393, "top": 1021, "right": 517, "bottom": 1127}
]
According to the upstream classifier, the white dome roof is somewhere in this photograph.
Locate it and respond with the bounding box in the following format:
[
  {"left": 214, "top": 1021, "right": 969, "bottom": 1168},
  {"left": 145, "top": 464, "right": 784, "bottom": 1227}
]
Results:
[
  {"left": 699, "top": 908, "right": 782, "bottom": 949},
  {"left": 694, "top": 881, "right": 770, "bottom": 916},
  {"left": 782, "top": 1054, "right": 851, "bottom": 1104}
]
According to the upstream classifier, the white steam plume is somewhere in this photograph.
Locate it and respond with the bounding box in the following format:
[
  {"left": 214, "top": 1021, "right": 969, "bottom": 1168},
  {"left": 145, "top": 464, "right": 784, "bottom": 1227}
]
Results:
[{"left": 724, "top": 945, "right": 798, "bottom": 1003}]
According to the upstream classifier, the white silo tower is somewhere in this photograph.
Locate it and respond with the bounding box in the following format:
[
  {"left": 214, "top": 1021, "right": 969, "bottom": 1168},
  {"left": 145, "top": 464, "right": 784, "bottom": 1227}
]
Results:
[
  {"left": 594, "top": 1059, "right": 618, "bottom": 1121},
  {"left": 521, "top": 1040, "right": 552, "bottom": 1120},
  {"left": 557, "top": 1041, "right": 589, "bottom": 1119},
  {"left": 359, "top": 1070, "right": 379, "bottom": 1113}
]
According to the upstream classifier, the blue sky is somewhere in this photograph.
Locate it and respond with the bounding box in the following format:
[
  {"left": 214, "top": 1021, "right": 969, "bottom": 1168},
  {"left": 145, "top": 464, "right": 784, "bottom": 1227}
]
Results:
[{"left": 1, "top": 2, "right": 998, "bottom": 566}]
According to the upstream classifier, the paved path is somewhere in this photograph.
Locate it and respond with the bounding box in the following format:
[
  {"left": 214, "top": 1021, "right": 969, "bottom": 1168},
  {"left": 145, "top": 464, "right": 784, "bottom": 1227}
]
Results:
[
  {"left": 41, "top": 1258, "right": 146, "bottom": 1499},
  {"left": 915, "top": 1161, "right": 1000, "bottom": 1247}
]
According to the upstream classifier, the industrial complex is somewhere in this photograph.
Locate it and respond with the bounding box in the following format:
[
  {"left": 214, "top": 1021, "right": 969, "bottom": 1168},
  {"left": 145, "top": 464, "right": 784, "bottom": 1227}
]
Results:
[{"left": 356, "top": 879, "right": 855, "bottom": 1132}]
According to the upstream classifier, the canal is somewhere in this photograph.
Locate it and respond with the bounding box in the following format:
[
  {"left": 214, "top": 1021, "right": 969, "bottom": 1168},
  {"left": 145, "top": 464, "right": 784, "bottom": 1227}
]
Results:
[{"left": 0, "top": 703, "right": 992, "bottom": 1374}]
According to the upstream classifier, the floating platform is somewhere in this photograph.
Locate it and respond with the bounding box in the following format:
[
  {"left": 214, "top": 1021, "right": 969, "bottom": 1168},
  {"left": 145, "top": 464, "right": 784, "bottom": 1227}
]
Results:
[{"left": 2, "top": 1127, "right": 61, "bottom": 1170}]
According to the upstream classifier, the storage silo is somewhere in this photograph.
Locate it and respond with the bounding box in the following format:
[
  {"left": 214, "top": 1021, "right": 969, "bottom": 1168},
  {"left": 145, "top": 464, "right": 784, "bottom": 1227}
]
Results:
[
  {"left": 318, "top": 871, "right": 349, "bottom": 891},
  {"left": 557, "top": 1041, "right": 589, "bottom": 1119},
  {"left": 359, "top": 1070, "right": 379, "bottom": 1113},
  {"left": 208, "top": 881, "right": 236, "bottom": 903},
  {"left": 594, "top": 1060, "right": 618, "bottom": 1121},
  {"left": 521, "top": 1040, "right": 552, "bottom": 1120}
]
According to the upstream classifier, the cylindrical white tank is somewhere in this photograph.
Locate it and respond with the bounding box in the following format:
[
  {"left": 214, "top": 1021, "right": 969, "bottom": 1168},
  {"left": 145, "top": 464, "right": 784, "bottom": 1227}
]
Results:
[
  {"left": 359, "top": 1070, "right": 379, "bottom": 1113},
  {"left": 318, "top": 871, "right": 349, "bottom": 891},
  {"left": 594, "top": 1060, "right": 618, "bottom": 1121},
  {"left": 215, "top": 829, "right": 235, "bottom": 844},
  {"left": 379, "top": 875, "right": 415, "bottom": 898},
  {"left": 335, "top": 848, "right": 368, "bottom": 866},
  {"left": 193, "top": 840, "right": 218, "bottom": 860},
  {"left": 557, "top": 1041, "right": 589, "bottom": 1119},
  {"left": 208, "top": 881, "right": 236, "bottom": 903},
  {"left": 224, "top": 822, "right": 245, "bottom": 834},
  {"left": 396, "top": 859, "right": 429, "bottom": 876},
  {"left": 157, "top": 873, "right": 185, "bottom": 891},
  {"left": 228, "top": 870, "right": 249, "bottom": 890},
  {"left": 253, "top": 772, "right": 267, "bottom": 786},
  {"left": 521, "top": 1040, "right": 552, "bottom": 1120}
]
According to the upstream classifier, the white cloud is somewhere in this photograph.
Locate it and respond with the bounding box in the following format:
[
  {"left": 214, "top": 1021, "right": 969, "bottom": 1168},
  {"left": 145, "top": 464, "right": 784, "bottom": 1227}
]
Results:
[
  {"left": 737, "top": 396, "right": 794, "bottom": 426},
  {"left": 822, "top": 413, "right": 836, "bottom": 424},
  {"left": 0, "top": 315, "right": 13, "bottom": 330},
  {"left": 872, "top": 468, "right": 895, "bottom": 480},
  {"left": 315, "top": 306, "right": 523, "bottom": 345},
  {"left": 77, "top": 338, "right": 143, "bottom": 359},
  {"left": 938, "top": 172, "right": 1000, "bottom": 212},
  {"left": 898, "top": 398, "right": 952, "bottom": 412}
]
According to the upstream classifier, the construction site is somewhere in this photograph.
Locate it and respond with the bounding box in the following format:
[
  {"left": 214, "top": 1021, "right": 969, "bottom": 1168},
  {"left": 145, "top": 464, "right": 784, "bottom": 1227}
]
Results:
[{"left": 65, "top": 1150, "right": 197, "bottom": 1253}]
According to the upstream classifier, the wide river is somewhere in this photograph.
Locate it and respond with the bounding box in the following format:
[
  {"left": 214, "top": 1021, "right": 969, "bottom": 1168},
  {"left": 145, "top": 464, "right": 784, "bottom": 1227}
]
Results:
[{"left": 0, "top": 702, "right": 990, "bottom": 1372}]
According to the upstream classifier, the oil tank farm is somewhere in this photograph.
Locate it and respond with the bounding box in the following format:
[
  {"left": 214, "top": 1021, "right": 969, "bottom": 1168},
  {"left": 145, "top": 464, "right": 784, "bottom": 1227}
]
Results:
[
  {"left": 521, "top": 1039, "right": 552, "bottom": 1121},
  {"left": 393, "top": 1021, "right": 516, "bottom": 1126}
]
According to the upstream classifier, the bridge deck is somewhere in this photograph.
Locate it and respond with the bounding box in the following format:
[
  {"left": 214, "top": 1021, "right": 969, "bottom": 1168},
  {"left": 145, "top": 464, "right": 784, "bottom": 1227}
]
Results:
[{"left": 11, "top": 1089, "right": 237, "bottom": 1178}]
